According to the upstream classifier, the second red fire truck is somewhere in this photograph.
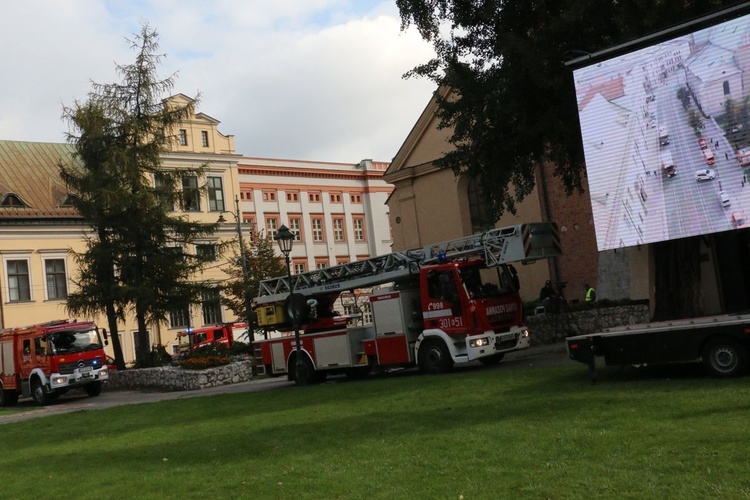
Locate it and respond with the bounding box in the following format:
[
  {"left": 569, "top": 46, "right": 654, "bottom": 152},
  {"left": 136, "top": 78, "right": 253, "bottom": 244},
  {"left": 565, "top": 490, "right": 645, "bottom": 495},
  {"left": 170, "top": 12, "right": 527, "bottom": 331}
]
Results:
[
  {"left": 253, "top": 223, "right": 561, "bottom": 384},
  {"left": 0, "top": 319, "right": 110, "bottom": 406}
]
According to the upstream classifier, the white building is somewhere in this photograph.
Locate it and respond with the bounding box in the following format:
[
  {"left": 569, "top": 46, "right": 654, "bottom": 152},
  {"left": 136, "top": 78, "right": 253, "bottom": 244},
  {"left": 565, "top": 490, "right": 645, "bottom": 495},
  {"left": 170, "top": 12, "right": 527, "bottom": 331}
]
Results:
[{"left": 236, "top": 157, "right": 393, "bottom": 271}]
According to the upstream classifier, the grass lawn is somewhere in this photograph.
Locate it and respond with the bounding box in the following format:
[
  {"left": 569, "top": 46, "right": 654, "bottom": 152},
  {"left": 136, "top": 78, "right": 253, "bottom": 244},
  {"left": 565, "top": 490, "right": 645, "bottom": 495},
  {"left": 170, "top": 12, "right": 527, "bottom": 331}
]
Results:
[{"left": 1, "top": 363, "right": 749, "bottom": 499}]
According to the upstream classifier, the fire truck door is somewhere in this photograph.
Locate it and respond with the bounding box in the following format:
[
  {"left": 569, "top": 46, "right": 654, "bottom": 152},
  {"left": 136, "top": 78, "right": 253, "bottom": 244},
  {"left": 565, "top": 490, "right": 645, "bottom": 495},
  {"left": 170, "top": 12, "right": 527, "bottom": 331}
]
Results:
[
  {"left": 33, "top": 337, "right": 51, "bottom": 371},
  {"left": 271, "top": 342, "right": 286, "bottom": 372}
]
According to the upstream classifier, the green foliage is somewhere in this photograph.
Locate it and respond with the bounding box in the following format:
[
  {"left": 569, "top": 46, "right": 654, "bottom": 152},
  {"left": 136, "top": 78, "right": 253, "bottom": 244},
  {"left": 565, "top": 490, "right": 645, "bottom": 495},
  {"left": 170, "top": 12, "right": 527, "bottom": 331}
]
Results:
[
  {"left": 2, "top": 366, "right": 750, "bottom": 498},
  {"left": 228, "top": 340, "right": 254, "bottom": 357},
  {"left": 59, "top": 25, "right": 220, "bottom": 364},
  {"left": 396, "top": 0, "right": 738, "bottom": 217},
  {"left": 133, "top": 344, "right": 174, "bottom": 369},
  {"left": 221, "top": 230, "right": 287, "bottom": 342}
]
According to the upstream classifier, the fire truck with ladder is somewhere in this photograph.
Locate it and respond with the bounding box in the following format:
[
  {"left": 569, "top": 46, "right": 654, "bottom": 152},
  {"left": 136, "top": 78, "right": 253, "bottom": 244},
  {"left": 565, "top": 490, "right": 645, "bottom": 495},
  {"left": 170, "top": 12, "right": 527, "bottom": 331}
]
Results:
[
  {"left": 0, "top": 319, "right": 110, "bottom": 406},
  {"left": 253, "top": 223, "right": 561, "bottom": 384},
  {"left": 176, "top": 322, "right": 248, "bottom": 357}
]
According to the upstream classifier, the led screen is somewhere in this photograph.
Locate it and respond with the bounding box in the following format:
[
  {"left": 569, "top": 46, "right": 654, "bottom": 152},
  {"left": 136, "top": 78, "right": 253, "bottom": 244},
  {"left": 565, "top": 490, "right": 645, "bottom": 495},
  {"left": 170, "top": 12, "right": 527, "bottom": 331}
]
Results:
[{"left": 574, "top": 12, "right": 750, "bottom": 251}]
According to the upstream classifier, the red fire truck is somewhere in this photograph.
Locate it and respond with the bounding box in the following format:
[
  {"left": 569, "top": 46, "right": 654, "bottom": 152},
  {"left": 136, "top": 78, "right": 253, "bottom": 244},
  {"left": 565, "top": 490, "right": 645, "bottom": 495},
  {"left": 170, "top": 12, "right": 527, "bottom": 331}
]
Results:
[
  {"left": 253, "top": 223, "right": 561, "bottom": 384},
  {"left": 0, "top": 319, "right": 110, "bottom": 406},
  {"left": 176, "top": 322, "right": 247, "bottom": 356}
]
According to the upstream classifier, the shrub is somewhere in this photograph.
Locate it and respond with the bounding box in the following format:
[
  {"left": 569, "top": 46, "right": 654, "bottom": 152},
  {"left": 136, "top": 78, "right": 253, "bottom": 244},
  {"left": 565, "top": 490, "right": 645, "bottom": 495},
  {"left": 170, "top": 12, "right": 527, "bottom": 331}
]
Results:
[
  {"left": 133, "top": 345, "right": 174, "bottom": 369},
  {"left": 178, "top": 342, "right": 232, "bottom": 370},
  {"left": 179, "top": 355, "right": 232, "bottom": 370}
]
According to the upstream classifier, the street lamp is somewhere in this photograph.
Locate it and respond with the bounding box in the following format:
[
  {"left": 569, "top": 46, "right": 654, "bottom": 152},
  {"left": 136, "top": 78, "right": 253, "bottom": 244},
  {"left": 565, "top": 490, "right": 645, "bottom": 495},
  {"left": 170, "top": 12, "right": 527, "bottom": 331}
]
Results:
[
  {"left": 217, "top": 195, "right": 254, "bottom": 348},
  {"left": 275, "top": 224, "right": 307, "bottom": 386}
]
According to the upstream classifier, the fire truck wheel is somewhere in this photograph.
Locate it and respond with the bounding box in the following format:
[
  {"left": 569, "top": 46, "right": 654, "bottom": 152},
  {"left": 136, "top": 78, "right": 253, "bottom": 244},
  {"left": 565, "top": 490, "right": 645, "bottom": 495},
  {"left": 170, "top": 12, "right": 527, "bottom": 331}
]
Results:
[
  {"left": 702, "top": 337, "right": 748, "bottom": 377},
  {"left": 291, "top": 356, "right": 316, "bottom": 385},
  {"left": 478, "top": 353, "right": 505, "bottom": 365},
  {"left": 0, "top": 385, "right": 19, "bottom": 406},
  {"left": 85, "top": 382, "right": 103, "bottom": 397},
  {"left": 418, "top": 340, "right": 454, "bottom": 374},
  {"left": 31, "top": 379, "right": 51, "bottom": 406}
]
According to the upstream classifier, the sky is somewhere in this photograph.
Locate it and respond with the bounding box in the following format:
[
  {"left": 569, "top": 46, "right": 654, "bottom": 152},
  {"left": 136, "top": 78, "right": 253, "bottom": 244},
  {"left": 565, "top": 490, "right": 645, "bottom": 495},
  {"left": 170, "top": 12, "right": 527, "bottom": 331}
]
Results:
[{"left": 0, "top": 0, "right": 437, "bottom": 163}]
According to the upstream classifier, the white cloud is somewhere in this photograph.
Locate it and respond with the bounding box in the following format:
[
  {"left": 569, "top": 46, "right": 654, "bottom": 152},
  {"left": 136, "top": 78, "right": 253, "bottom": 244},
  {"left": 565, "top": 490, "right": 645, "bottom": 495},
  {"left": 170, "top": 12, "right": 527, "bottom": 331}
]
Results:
[{"left": 0, "top": 0, "right": 436, "bottom": 162}]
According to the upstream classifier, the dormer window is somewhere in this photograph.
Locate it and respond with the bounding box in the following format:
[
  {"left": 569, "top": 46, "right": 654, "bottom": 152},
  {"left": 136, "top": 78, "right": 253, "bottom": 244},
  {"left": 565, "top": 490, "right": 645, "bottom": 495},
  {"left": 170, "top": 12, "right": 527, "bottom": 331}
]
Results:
[
  {"left": 61, "top": 194, "right": 79, "bottom": 207},
  {"left": 1, "top": 194, "right": 26, "bottom": 207}
]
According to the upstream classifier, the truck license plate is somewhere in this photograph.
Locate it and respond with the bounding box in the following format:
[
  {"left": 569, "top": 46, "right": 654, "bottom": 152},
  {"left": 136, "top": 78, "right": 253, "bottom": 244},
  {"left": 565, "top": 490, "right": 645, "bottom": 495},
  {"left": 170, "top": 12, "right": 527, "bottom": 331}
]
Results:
[{"left": 80, "top": 366, "right": 93, "bottom": 377}]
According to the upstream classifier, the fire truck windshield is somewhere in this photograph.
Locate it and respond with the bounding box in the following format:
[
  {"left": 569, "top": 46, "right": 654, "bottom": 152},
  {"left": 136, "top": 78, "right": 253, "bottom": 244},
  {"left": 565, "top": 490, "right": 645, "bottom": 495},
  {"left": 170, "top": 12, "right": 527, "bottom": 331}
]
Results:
[{"left": 48, "top": 328, "right": 103, "bottom": 354}]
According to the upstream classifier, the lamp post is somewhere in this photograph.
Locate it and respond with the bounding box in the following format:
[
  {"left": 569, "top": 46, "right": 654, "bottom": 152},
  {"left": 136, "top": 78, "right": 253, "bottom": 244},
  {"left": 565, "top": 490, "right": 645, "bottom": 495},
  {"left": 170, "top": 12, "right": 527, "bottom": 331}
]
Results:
[
  {"left": 217, "top": 195, "right": 254, "bottom": 346},
  {"left": 275, "top": 224, "right": 307, "bottom": 386}
]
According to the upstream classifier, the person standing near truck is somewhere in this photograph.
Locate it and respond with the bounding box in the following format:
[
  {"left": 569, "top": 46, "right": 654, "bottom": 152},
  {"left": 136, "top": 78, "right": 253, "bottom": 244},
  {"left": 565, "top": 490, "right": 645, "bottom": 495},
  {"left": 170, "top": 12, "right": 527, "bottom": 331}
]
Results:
[{"left": 584, "top": 284, "right": 596, "bottom": 303}]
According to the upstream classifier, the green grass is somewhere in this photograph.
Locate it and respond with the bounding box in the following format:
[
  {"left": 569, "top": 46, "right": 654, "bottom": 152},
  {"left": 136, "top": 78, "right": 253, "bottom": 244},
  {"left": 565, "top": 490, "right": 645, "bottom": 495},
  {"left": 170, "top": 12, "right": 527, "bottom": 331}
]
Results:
[{"left": 1, "top": 364, "right": 750, "bottom": 499}]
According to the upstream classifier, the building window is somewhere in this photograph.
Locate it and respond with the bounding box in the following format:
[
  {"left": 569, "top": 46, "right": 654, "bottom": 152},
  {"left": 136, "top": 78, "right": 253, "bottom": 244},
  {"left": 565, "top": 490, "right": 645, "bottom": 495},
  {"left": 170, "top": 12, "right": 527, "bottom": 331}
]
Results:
[
  {"left": 467, "top": 176, "right": 493, "bottom": 233},
  {"left": 201, "top": 289, "right": 222, "bottom": 325},
  {"left": 350, "top": 193, "right": 362, "bottom": 204},
  {"left": 309, "top": 192, "right": 321, "bottom": 202},
  {"left": 311, "top": 217, "right": 324, "bottom": 242},
  {"left": 196, "top": 244, "right": 217, "bottom": 262},
  {"left": 724, "top": 80, "right": 731, "bottom": 96},
  {"left": 353, "top": 217, "right": 366, "bottom": 241},
  {"left": 201, "top": 130, "right": 209, "bottom": 147},
  {"left": 286, "top": 191, "right": 299, "bottom": 202},
  {"left": 316, "top": 260, "right": 328, "bottom": 270},
  {"left": 243, "top": 214, "right": 256, "bottom": 242},
  {"left": 170, "top": 305, "right": 191, "bottom": 329},
  {"left": 330, "top": 192, "right": 342, "bottom": 203},
  {"left": 362, "top": 301, "right": 373, "bottom": 324},
  {"left": 207, "top": 177, "right": 225, "bottom": 212},
  {"left": 333, "top": 217, "right": 345, "bottom": 242},
  {"left": 336, "top": 257, "right": 350, "bottom": 265},
  {"left": 7, "top": 259, "right": 31, "bottom": 301},
  {"left": 262, "top": 190, "right": 277, "bottom": 202},
  {"left": 44, "top": 258, "right": 68, "bottom": 300},
  {"left": 266, "top": 217, "right": 279, "bottom": 240},
  {"left": 182, "top": 176, "right": 201, "bottom": 212},
  {"left": 240, "top": 189, "right": 253, "bottom": 201},
  {"left": 179, "top": 129, "right": 188, "bottom": 146},
  {"left": 289, "top": 217, "right": 302, "bottom": 241},
  {"left": 154, "top": 173, "right": 174, "bottom": 211},
  {"left": 1, "top": 194, "right": 26, "bottom": 207},
  {"left": 293, "top": 260, "right": 307, "bottom": 275}
]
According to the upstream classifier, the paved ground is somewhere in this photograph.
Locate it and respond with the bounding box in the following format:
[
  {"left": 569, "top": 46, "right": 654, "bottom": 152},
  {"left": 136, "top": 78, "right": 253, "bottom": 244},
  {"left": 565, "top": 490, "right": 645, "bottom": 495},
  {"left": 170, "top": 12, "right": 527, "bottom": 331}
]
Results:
[{"left": 0, "top": 341, "right": 574, "bottom": 424}]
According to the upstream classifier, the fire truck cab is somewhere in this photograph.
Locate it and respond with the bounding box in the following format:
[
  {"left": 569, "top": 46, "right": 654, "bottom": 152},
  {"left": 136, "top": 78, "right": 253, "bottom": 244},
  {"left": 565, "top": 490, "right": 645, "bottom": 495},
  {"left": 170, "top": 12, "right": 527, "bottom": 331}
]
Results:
[{"left": 0, "top": 320, "right": 109, "bottom": 406}]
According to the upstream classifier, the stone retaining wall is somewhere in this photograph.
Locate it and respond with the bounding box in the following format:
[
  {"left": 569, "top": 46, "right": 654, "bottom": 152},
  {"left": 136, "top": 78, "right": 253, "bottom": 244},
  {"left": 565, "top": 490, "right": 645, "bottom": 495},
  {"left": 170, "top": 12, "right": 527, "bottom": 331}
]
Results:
[
  {"left": 107, "top": 360, "right": 254, "bottom": 391},
  {"left": 526, "top": 304, "right": 650, "bottom": 344}
]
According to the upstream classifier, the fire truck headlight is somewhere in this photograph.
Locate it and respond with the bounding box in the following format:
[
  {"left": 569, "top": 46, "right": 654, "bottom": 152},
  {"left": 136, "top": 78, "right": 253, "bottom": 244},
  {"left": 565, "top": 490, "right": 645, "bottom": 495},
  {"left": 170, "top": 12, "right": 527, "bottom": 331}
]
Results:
[
  {"left": 53, "top": 377, "right": 67, "bottom": 385},
  {"left": 521, "top": 329, "right": 530, "bottom": 338},
  {"left": 99, "top": 368, "right": 108, "bottom": 378},
  {"left": 469, "top": 337, "right": 490, "bottom": 348}
]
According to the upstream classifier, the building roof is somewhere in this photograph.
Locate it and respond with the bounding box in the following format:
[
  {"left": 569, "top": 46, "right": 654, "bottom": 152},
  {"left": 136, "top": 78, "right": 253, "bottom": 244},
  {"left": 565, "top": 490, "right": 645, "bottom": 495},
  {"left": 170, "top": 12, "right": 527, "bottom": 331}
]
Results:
[{"left": 0, "top": 140, "right": 82, "bottom": 220}]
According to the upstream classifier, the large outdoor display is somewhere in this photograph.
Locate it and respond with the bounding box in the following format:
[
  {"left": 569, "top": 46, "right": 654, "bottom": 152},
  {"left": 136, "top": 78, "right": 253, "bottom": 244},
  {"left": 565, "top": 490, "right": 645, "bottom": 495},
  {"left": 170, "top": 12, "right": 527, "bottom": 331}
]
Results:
[{"left": 574, "top": 11, "right": 750, "bottom": 251}]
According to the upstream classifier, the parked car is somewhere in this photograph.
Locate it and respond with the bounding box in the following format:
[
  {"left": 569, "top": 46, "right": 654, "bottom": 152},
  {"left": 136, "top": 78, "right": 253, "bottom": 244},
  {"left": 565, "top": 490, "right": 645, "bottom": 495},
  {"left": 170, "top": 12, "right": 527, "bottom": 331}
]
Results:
[
  {"left": 719, "top": 191, "right": 731, "bottom": 207},
  {"left": 695, "top": 168, "right": 716, "bottom": 181},
  {"left": 698, "top": 138, "right": 708, "bottom": 150},
  {"left": 732, "top": 211, "right": 748, "bottom": 228}
]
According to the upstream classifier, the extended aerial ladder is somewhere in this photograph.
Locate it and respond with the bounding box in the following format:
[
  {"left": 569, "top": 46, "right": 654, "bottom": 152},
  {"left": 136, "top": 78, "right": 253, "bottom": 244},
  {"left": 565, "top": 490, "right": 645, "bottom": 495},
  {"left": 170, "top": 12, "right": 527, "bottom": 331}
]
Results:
[{"left": 255, "top": 222, "right": 560, "bottom": 305}]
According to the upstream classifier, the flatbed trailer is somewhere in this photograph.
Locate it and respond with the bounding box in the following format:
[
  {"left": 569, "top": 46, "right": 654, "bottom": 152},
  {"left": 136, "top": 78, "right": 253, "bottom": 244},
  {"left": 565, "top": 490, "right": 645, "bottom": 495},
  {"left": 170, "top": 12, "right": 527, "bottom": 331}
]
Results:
[{"left": 567, "top": 314, "right": 750, "bottom": 378}]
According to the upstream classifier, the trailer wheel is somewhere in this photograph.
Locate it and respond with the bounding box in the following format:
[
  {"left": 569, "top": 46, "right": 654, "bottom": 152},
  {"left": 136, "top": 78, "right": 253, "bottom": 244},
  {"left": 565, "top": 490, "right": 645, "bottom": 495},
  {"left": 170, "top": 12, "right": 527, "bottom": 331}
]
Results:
[
  {"left": 702, "top": 337, "right": 748, "bottom": 377},
  {"left": 31, "top": 378, "right": 51, "bottom": 406},
  {"left": 85, "top": 382, "right": 103, "bottom": 397},
  {"left": 418, "top": 339, "right": 454, "bottom": 374},
  {"left": 0, "top": 384, "right": 18, "bottom": 407},
  {"left": 478, "top": 353, "right": 505, "bottom": 365}
]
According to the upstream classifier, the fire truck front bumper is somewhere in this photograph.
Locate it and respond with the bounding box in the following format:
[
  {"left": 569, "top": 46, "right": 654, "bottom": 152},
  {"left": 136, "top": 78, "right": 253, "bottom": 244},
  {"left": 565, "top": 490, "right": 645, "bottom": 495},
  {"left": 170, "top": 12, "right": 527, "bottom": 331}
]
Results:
[
  {"left": 466, "top": 328, "right": 530, "bottom": 361},
  {"left": 50, "top": 367, "right": 109, "bottom": 390}
]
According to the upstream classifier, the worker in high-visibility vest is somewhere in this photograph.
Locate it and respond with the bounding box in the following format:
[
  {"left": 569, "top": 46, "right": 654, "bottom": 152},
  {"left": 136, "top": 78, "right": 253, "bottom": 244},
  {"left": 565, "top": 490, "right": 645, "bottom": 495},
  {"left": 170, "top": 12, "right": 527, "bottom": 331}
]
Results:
[{"left": 584, "top": 284, "right": 596, "bottom": 302}]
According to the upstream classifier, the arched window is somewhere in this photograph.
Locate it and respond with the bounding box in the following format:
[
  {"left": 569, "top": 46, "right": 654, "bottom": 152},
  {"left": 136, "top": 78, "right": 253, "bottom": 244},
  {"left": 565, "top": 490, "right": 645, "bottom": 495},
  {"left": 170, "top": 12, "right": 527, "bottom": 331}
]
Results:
[
  {"left": 467, "top": 176, "right": 493, "bottom": 233},
  {"left": 1, "top": 194, "right": 26, "bottom": 207},
  {"left": 724, "top": 81, "right": 731, "bottom": 96}
]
